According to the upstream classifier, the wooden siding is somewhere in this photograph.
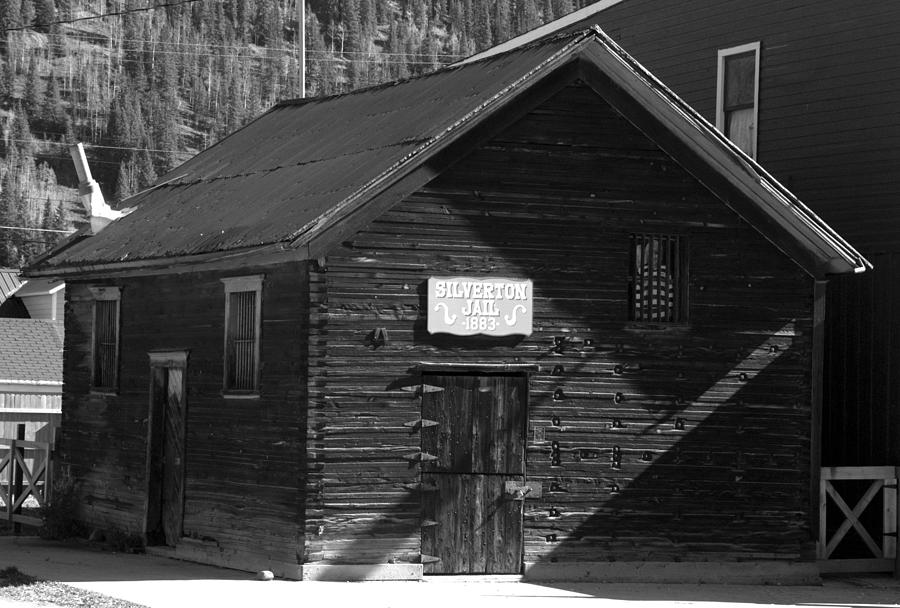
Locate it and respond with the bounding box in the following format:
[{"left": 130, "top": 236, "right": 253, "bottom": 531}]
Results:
[
  {"left": 306, "top": 83, "right": 816, "bottom": 566},
  {"left": 59, "top": 264, "right": 308, "bottom": 569},
  {"left": 0, "top": 412, "right": 59, "bottom": 443},
  {"left": 823, "top": 252, "right": 900, "bottom": 466},
  {"left": 592, "top": 0, "right": 900, "bottom": 253}
]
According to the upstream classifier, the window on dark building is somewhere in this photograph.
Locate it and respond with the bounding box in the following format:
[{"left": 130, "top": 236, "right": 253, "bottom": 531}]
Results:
[
  {"left": 222, "top": 275, "right": 263, "bottom": 394},
  {"left": 90, "top": 286, "right": 120, "bottom": 391},
  {"left": 629, "top": 234, "right": 687, "bottom": 323},
  {"left": 717, "top": 42, "right": 760, "bottom": 158}
]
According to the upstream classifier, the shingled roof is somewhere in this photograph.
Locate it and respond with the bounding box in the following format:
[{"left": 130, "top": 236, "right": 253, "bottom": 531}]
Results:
[
  {"left": 0, "top": 318, "right": 63, "bottom": 385},
  {"left": 26, "top": 27, "right": 868, "bottom": 278}
]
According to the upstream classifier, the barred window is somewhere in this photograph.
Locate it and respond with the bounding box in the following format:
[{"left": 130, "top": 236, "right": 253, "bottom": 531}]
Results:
[
  {"left": 222, "top": 275, "right": 263, "bottom": 394},
  {"left": 90, "top": 286, "right": 120, "bottom": 391},
  {"left": 629, "top": 234, "right": 687, "bottom": 323}
]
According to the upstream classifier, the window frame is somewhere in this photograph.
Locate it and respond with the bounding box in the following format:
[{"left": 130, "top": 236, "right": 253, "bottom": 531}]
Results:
[
  {"left": 89, "top": 286, "right": 121, "bottom": 394},
  {"left": 716, "top": 41, "right": 761, "bottom": 159},
  {"left": 221, "top": 275, "right": 264, "bottom": 397},
  {"left": 627, "top": 233, "right": 689, "bottom": 325}
]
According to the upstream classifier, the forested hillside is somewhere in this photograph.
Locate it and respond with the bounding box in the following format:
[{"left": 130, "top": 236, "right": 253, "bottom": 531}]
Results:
[{"left": 0, "top": 0, "right": 585, "bottom": 268}]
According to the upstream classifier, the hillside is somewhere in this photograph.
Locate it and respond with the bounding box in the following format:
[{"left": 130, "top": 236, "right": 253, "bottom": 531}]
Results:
[{"left": 0, "top": 0, "right": 585, "bottom": 268}]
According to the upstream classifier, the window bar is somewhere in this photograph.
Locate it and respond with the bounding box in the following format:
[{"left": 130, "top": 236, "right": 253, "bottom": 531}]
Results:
[
  {"left": 676, "top": 237, "right": 682, "bottom": 321},
  {"left": 635, "top": 234, "right": 643, "bottom": 321},
  {"left": 640, "top": 234, "right": 649, "bottom": 322},
  {"left": 664, "top": 236, "right": 673, "bottom": 321},
  {"left": 652, "top": 235, "right": 657, "bottom": 321}
]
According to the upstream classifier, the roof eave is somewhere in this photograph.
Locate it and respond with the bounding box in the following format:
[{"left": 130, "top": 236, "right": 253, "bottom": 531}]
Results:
[{"left": 24, "top": 242, "right": 306, "bottom": 280}]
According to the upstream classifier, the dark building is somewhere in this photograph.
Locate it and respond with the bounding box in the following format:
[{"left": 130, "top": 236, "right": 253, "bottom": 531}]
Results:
[{"left": 27, "top": 29, "right": 866, "bottom": 582}]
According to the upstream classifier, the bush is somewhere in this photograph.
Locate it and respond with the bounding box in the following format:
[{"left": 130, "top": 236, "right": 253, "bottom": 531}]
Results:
[{"left": 37, "top": 474, "right": 84, "bottom": 540}]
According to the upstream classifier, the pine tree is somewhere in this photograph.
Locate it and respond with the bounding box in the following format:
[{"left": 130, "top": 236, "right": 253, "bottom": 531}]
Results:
[
  {"left": 41, "top": 69, "right": 66, "bottom": 134},
  {"left": 33, "top": 0, "right": 54, "bottom": 32},
  {"left": 0, "top": 57, "right": 10, "bottom": 107},
  {"left": 115, "top": 154, "right": 137, "bottom": 203},
  {"left": 552, "top": 0, "right": 574, "bottom": 18},
  {"left": 495, "top": 0, "right": 513, "bottom": 42},
  {"left": 0, "top": 0, "right": 22, "bottom": 32},
  {"left": 342, "top": 0, "right": 362, "bottom": 53},
  {"left": 473, "top": 1, "right": 492, "bottom": 51},
  {"left": 23, "top": 55, "right": 44, "bottom": 119},
  {"left": 20, "top": 0, "right": 35, "bottom": 27},
  {"left": 543, "top": 0, "right": 555, "bottom": 22},
  {"left": 12, "top": 103, "right": 35, "bottom": 158},
  {"left": 360, "top": 0, "right": 376, "bottom": 39}
]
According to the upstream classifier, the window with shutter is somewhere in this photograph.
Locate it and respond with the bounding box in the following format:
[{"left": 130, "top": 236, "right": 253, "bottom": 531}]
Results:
[
  {"left": 90, "top": 286, "right": 121, "bottom": 392},
  {"left": 716, "top": 42, "right": 760, "bottom": 158},
  {"left": 629, "top": 234, "right": 688, "bottom": 323},
  {"left": 222, "top": 275, "right": 263, "bottom": 395}
]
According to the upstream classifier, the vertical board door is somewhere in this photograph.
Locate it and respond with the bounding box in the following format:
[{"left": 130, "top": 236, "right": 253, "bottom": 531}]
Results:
[
  {"left": 146, "top": 359, "right": 187, "bottom": 547},
  {"left": 420, "top": 373, "right": 527, "bottom": 574},
  {"left": 161, "top": 367, "right": 186, "bottom": 546}
]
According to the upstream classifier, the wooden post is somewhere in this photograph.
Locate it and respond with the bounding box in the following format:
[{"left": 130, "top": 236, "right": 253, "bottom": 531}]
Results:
[
  {"left": 12, "top": 424, "right": 24, "bottom": 534},
  {"left": 895, "top": 466, "right": 900, "bottom": 579},
  {"left": 810, "top": 280, "right": 827, "bottom": 544}
]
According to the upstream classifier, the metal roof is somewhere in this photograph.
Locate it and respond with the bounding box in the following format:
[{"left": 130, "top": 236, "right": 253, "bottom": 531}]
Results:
[
  {"left": 27, "top": 28, "right": 868, "bottom": 278},
  {"left": 0, "top": 318, "right": 63, "bottom": 384},
  {"left": 33, "top": 33, "right": 582, "bottom": 269}
]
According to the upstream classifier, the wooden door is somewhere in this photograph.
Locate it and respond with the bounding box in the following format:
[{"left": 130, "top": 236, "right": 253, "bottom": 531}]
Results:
[
  {"left": 147, "top": 354, "right": 187, "bottom": 547},
  {"left": 420, "top": 373, "right": 527, "bottom": 574}
]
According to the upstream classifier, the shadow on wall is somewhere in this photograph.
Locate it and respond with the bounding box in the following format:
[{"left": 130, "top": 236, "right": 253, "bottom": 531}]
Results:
[{"left": 531, "top": 325, "right": 815, "bottom": 567}]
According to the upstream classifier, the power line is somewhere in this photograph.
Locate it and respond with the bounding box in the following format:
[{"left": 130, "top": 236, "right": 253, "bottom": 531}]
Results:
[
  {"left": 24, "top": 39, "right": 458, "bottom": 63},
  {"left": 2, "top": 0, "right": 208, "bottom": 33},
  {"left": 0, "top": 225, "right": 75, "bottom": 234},
  {"left": 4, "top": 137, "right": 189, "bottom": 155},
  {"left": 59, "top": 33, "right": 469, "bottom": 58}
]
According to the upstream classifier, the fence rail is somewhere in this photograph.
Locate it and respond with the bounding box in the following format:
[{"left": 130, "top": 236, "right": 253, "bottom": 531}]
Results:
[
  {"left": 0, "top": 435, "right": 53, "bottom": 528},
  {"left": 818, "top": 466, "right": 899, "bottom": 575}
]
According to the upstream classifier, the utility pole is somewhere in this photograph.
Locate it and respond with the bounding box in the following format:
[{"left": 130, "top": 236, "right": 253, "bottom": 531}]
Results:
[{"left": 299, "top": 1, "right": 306, "bottom": 98}]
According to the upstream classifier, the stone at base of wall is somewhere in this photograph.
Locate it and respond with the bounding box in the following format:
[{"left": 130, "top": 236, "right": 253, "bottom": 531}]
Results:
[
  {"left": 522, "top": 561, "right": 822, "bottom": 585},
  {"left": 301, "top": 563, "right": 424, "bottom": 581},
  {"left": 146, "top": 539, "right": 303, "bottom": 580}
]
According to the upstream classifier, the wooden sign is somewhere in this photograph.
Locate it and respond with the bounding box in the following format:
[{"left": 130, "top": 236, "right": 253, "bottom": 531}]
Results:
[{"left": 427, "top": 277, "right": 533, "bottom": 336}]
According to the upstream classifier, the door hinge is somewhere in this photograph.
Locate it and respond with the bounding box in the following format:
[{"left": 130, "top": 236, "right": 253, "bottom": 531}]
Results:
[
  {"left": 504, "top": 480, "right": 543, "bottom": 500},
  {"left": 421, "top": 519, "right": 439, "bottom": 528},
  {"left": 400, "top": 384, "right": 445, "bottom": 396},
  {"left": 402, "top": 481, "right": 439, "bottom": 492},
  {"left": 420, "top": 554, "right": 441, "bottom": 564},
  {"left": 403, "top": 418, "right": 439, "bottom": 431}
]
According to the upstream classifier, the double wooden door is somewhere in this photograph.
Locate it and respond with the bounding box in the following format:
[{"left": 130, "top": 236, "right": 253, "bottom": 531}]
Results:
[{"left": 420, "top": 373, "right": 528, "bottom": 574}]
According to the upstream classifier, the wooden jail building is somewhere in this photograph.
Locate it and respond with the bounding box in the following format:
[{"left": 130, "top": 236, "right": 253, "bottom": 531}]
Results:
[{"left": 27, "top": 28, "right": 868, "bottom": 582}]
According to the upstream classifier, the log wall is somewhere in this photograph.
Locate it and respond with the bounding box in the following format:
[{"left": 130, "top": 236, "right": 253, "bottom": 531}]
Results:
[
  {"left": 307, "top": 82, "right": 816, "bottom": 566},
  {"left": 60, "top": 263, "right": 308, "bottom": 569}
]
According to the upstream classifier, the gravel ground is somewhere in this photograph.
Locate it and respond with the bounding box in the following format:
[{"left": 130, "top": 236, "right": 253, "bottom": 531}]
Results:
[{"left": 0, "top": 567, "right": 148, "bottom": 608}]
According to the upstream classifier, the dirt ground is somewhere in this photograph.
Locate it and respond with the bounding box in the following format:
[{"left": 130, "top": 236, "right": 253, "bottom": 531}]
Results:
[{"left": 1, "top": 535, "right": 899, "bottom": 608}]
